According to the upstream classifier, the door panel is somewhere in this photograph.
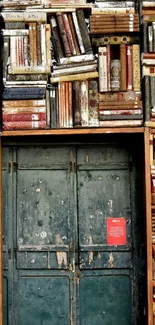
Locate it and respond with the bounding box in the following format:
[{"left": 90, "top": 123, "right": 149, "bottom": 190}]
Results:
[
  {"left": 2, "top": 144, "right": 143, "bottom": 325},
  {"left": 80, "top": 274, "right": 131, "bottom": 325}
]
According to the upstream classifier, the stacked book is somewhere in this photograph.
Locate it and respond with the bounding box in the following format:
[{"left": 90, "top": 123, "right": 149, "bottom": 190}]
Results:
[
  {"left": 50, "top": 10, "right": 98, "bottom": 83},
  {"left": 99, "top": 91, "right": 142, "bottom": 127},
  {"left": 141, "top": 1, "right": 155, "bottom": 125},
  {"left": 1, "top": 0, "right": 87, "bottom": 8},
  {"left": 50, "top": 80, "right": 99, "bottom": 128},
  {"left": 89, "top": 1, "right": 142, "bottom": 127},
  {"left": 2, "top": 10, "right": 51, "bottom": 130}
]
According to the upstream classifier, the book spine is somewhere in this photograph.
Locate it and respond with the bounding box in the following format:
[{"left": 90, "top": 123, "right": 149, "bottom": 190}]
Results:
[
  {"left": 91, "top": 8, "right": 135, "bottom": 14},
  {"left": 50, "top": 87, "right": 56, "bottom": 128},
  {"left": 67, "top": 13, "right": 80, "bottom": 55},
  {"left": 150, "top": 77, "right": 155, "bottom": 110},
  {"left": 10, "top": 36, "right": 16, "bottom": 66},
  {"left": 153, "top": 22, "right": 155, "bottom": 52},
  {"left": 8, "top": 66, "right": 51, "bottom": 74},
  {"left": 88, "top": 80, "right": 99, "bottom": 126},
  {"left": 29, "top": 23, "right": 34, "bottom": 66},
  {"left": 76, "top": 9, "right": 92, "bottom": 54},
  {"left": 65, "top": 82, "right": 69, "bottom": 128},
  {"left": 62, "top": 14, "right": 76, "bottom": 56},
  {"left": 148, "top": 25, "right": 153, "bottom": 52},
  {"left": 56, "top": 12, "right": 72, "bottom": 57},
  {"left": 144, "top": 76, "right": 151, "bottom": 121},
  {"left": 3, "top": 113, "right": 46, "bottom": 122},
  {"left": 110, "top": 59, "right": 120, "bottom": 91},
  {"left": 46, "top": 89, "right": 50, "bottom": 129},
  {"left": 3, "top": 36, "right": 10, "bottom": 81},
  {"left": 99, "top": 91, "right": 141, "bottom": 101},
  {"left": 132, "top": 44, "right": 140, "bottom": 92},
  {"left": 126, "top": 45, "right": 133, "bottom": 91},
  {"left": 50, "top": 71, "right": 99, "bottom": 83},
  {"left": 107, "top": 44, "right": 111, "bottom": 91},
  {"left": 2, "top": 12, "right": 47, "bottom": 22},
  {"left": 81, "top": 80, "right": 89, "bottom": 127},
  {"left": 72, "top": 12, "right": 85, "bottom": 54},
  {"left": 142, "top": 21, "right": 148, "bottom": 52},
  {"left": 36, "top": 23, "right": 42, "bottom": 65},
  {"left": 41, "top": 24, "right": 47, "bottom": 65},
  {"left": 99, "top": 109, "right": 142, "bottom": 115},
  {"left": 92, "top": 35, "right": 139, "bottom": 46},
  {"left": 50, "top": 16, "right": 64, "bottom": 60},
  {"left": 45, "top": 24, "right": 52, "bottom": 67},
  {"left": 3, "top": 121, "right": 47, "bottom": 130},
  {"left": 68, "top": 82, "right": 73, "bottom": 127},
  {"left": 120, "top": 44, "right": 127, "bottom": 91},
  {"left": 99, "top": 120, "right": 143, "bottom": 127},
  {"left": 73, "top": 81, "right": 81, "bottom": 127},
  {"left": 98, "top": 46, "right": 107, "bottom": 92},
  {"left": 99, "top": 114, "right": 143, "bottom": 120}
]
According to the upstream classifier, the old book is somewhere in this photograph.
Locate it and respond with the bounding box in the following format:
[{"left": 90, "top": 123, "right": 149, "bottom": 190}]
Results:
[
  {"left": 110, "top": 59, "right": 120, "bottom": 91},
  {"left": 81, "top": 80, "right": 89, "bottom": 127},
  {"left": 73, "top": 81, "right": 81, "bottom": 127},
  {"left": 91, "top": 8, "right": 135, "bottom": 14},
  {"left": 50, "top": 71, "right": 99, "bottom": 83},
  {"left": 120, "top": 44, "right": 127, "bottom": 91},
  {"left": 99, "top": 100, "right": 142, "bottom": 107},
  {"left": 50, "top": 85, "right": 57, "bottom": 128},
  {"left": 68, "top": 82, "right": 73, "bottom": 127},
  {"left": 132, "top": 44, "right": 140, "bottom": 91},
  {"left": 50, "top": 16, "right": 64, "bottom": 61},
  {"left": 72, "top": 11, "right": 85, "bottom": 54},
  {"left": 2, "top": 11, "right": 47, "bottom": 22},
  {"left": 99, "top": 120, "right": 143, "bottom": 127},
  {"left": 88, "top": 80, "right": 99, "bottom": 127},
  {"left": 2, "top": 88, "right": 46, "bottom": 100},
  {"left": 51, "top": 63, "right": 97, "bottom": 76},
  {"left": 5, "top": 22, "right": 25, "bottom": 29},
  {"left": 45, "top": 24, "right": 51, "bottom": 67},
  {"left": 62, "top": 14, "right": 76, "bottom": 56},
  {"left": 76, "top": 9, "right": 92, "bottom": 54},
  {"left": 67, "top": 13, "right": 80, "bottom": 55},
  {"left": 3, "top": 112, "right": 46, "bottom": 122},
  {"left": 40, "top": 24, "right": 47, "bottom": 66},
  {"left": 142, "top": 66, "right": 155, "bottom": 76},
  {"left": 59, "top": 53, "right": 94, "bottom": 64},
  {"left": 2, "top": 121, "right": 47, "bottom": 130},
  {"left": 99, "top": 109, "right": 142, "bottom": 115},
  {"left": 99, "top": 91, "right": 141, "bottom": 101},
  {"left": 8, "top": 66, "right": 51, "bottom": 74},
  {"left": 144, "top": 76, "right": 151, "bottom": 121},
  {"left": 3, "top": 99, "right": 46, "bottom": 108},
  {"left": 95, "top": 2, "right": 135, "bottom": 8},
  {"left": 142, "top": 21, "right": 148, "bottom": 52},
  {"left": 150, "top": 77, "right": 155, "bottom": 109},
  {"left": 99, "top": 104, "right": 142, "bottom": 110},
  {"left": 126, "top": 45, "right": 133, "bottom": 91},
  {"left": 29, "top": 23, "right": 35, "bottom": 66},
  {"left": 37, "top": 23, "right": 42, "bottom": 65},
  {"left": 148, "top": 25, "right": 153, "bottom": 52},
  {"left": 46, "top": 89, "right": 50, "bottom": 129},
  {"left": 2, "top": 106, "right": 46, "bottom": 114},
  {"left": 98, "top": 47, "right": 107, "bottom": 92},
  {"left": 99, "top": 114, "right": 143, "bottom": 120},
  {"left": 3, "top": 36, "right": 9, "bottom": 81},
  {"left": 107, "top": 44, "right": 111, "bottom": 91},
  {"left": 56, "top": 12, "right": 72, "bottom": 57},
  {"left": 65, "top": 82, "right": 69, "bottom": 128},
  {"left": 92, "top": 35, "right": 139, "bottom": 46}
]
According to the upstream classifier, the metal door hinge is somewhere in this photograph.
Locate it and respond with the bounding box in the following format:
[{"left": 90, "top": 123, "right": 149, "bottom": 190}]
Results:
[{"left": 13, "top": 162, "right": 18, "bottom": 172}]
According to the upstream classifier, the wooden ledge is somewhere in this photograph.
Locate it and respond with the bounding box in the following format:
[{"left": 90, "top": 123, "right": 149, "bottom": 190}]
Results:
[{"left": 1, "top": 127, "right": 144, "bottom": 137}]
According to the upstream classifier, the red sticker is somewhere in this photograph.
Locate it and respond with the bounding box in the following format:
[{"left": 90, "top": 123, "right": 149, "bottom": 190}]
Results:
[{"left": 107, "top": 218, "right": 127, "bottom": 245}]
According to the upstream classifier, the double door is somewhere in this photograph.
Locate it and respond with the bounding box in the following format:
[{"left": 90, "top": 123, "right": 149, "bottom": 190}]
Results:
[{"left": 2, "top": 144, "right": 144, "bottom": 325}]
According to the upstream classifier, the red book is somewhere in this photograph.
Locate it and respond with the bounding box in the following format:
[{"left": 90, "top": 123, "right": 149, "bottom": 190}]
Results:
[
  {"left": 3, "top": 120, "right": 46, "bottom": 130},
  {"left": 3, "top": 112, "right": 46, "bottom": 122},
  {"left": 126, "top": 45, "right": 133, "bottom": 91}
]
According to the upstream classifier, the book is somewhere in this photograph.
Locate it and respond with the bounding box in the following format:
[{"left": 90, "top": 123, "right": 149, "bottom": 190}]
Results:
[
  {"left": 99, "top": 120, "right": 143, "bottom": 127},
  {"left": 126, "top": 45, "right": 133, "bottom": 91},
  {"left": 120, "top": 44, "right": 127, "bottom": 91},
  {"left": 3, "top": 113, "right": 46, "bottom": 122},
  {"left": 98, "top": 47, "right": 108, "bottom": 92},
  {"left": 99, "top": 114, "right": 143, "bottom": 120},
  {"left": 2, "top": 121, "right": 47, "bottom": 130},
  {"left": 91, "top": 35, "right": 139, "bottom": 46},
  {"left": 143, "top": 76, "right": 151, "bottom": 121},
  {"left": 2, "top": 88, "right": 46, "bottom": 99},
  {"left": 99, "top": 109, "right": 142, "bottom": 115},
  {"left": 50, "top": 71, "right": 99, "bottom": 83},
  {"left": 132, "top": 44, "right": 140, "bottom": 91},
  {"left": 99, "top": 92, "right": 141, "bottom": 101},
  {"left": 88, "top": 80, "right": 99, "bottom": 127}
]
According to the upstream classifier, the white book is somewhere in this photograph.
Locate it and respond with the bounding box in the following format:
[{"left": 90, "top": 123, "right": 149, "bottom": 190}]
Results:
[
  {"left": 60, "top": 54, "right": 94, "bottom": 65},
  {"left": 41, "top": 24, "right": 47, "bottom": 66},
  {"left": 2, "top": 29, "right": 29, "bottom": 36},
  {"left": 98, "top": 47, "right": 108, "bottom": 92},
  {"left": 72, "top": 12, "right": 85, "bottom": 54},
  {"left": 10, "top": 36, "right": 16, "bottom": 67}
]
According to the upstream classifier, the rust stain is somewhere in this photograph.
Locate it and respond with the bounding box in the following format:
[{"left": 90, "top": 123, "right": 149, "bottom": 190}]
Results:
[{"left": 108, "top": 252, "right": 114, "bottom": 268}]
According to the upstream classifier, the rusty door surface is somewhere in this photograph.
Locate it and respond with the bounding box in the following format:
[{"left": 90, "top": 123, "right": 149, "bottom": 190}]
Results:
[{"left": 2, "top": 144, "right": 144, "bottom": 325}]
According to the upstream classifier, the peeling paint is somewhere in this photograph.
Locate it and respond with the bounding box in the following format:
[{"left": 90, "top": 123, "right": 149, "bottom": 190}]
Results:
[
  {"left": 88, "top": 236, "right": 94, "bottom": 264},
  {"left": 36, "top": 188, "right": 40, "bottom": 193},
  {"left": 57, "top": 252, "right": 67, "bottom": 269},
  {"left": 40, "top": 231, "right": 47, "bottom": 239},
  {"left": 108, "top": 199, "right": 113, "bottom": 214},
  {"left": 108, "top": 252, "right": 114, "bottom": 268}
]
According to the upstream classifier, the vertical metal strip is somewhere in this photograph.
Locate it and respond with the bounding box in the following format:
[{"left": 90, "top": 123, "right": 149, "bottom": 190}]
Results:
[
  {"left": 0, "top": 139, "right": 3, "bottom": 325},
  {"left": 145, "top": 127, "right": 153, "bottom": 325}
]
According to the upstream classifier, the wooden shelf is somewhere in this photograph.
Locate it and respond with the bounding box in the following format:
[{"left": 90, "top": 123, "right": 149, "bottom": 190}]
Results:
[{"left": 1, "top": 127, "right": 144, "bottom": 137}]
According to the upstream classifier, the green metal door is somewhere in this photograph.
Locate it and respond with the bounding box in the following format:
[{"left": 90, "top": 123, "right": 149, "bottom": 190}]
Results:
[{"left": 2, "top": 144, "right": 144, "bottom": 325}]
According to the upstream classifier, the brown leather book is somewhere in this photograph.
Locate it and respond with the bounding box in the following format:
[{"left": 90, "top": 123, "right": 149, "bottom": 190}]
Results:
[
  {"left": 62, "top": 14, "right": 76, "bottom": 56},
  {"left": 120, "top": 44, "right": 127, "bottom": 91},
  {"left": 68, "top": 82, "right": 73, "bottom": 127},
  {"left": 73, "top": 81, "right": 81, "bottom": 127},
  {"left": 56, "top": 12, "right": 72, "bottom": 57},
  {"left": 67, "top": 13, "right": 80, "bottom": 55},
  {"left": 37, "top": 23, "right": 42, "bottom": 65}
]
